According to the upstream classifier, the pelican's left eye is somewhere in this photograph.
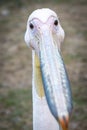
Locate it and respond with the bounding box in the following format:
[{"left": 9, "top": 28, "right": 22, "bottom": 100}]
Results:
[
  {"left": 29, "top": 23, "right": 34, "bottom": 29},
  {"left": 54, "top": 20, "right": 58, "bottom": 26}
]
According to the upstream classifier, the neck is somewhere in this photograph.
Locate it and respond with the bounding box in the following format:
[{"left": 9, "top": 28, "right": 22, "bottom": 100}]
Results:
[{"left": 32, "top": 51, "right": 60, "bottom": 130}]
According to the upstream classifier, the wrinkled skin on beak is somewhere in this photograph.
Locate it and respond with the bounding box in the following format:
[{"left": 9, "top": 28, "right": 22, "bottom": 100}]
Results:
[
  {"left": 24, "top": 8, "right": 73, "bottom": 130},
  {"left": 39, "top": 25, "right": 73, "bottom": 130}
]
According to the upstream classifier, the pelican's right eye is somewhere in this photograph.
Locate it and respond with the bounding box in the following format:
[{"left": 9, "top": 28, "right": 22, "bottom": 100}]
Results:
[{"left": 29, "top": 23, "right": 34, "bottom": 29}]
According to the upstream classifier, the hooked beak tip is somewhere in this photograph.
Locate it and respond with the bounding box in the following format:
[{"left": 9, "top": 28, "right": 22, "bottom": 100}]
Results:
[{"left": 59, "top": 115, "right": 69, "bottom": 130}]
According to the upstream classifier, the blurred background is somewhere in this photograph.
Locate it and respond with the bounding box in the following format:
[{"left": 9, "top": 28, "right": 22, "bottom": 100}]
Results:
[{"left": 0, "top": 0, "right": 87, "bottom": 130}]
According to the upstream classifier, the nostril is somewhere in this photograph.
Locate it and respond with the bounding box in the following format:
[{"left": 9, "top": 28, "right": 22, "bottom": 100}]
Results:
[{"left": 38, "top": 26, "right": 41, "bottom": 30}]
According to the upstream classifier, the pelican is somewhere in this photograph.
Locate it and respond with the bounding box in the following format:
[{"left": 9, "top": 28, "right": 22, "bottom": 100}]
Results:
[{"left": 24, "top": 8, "right": 73, "bottom": 130}]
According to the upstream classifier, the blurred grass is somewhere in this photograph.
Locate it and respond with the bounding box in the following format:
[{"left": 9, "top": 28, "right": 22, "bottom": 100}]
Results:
[
  {"left": 71, "top": 85, "right": 87, "bottom": 128},
  {"left": 0, "top": 87, "right": 32, "bottom": 130},
  {"left": 0, "top": 0, "right": 87, "bottom": 8}
]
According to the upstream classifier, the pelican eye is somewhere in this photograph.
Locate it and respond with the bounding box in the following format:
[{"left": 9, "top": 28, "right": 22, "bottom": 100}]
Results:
[
  {"left": 30, "top": 23, "right": 34, "bottom": 29},
  {"left": 54, "top": 20, "right": 58, "bottom": 26}
]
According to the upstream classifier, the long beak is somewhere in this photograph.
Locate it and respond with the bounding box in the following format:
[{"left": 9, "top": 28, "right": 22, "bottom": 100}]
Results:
[{"left": 39, "top": 25, "right": 73, "bottom": 130}]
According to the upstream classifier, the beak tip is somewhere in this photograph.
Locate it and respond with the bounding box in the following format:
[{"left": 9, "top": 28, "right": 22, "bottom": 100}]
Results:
[{"left": 59, "top": 115, "right": 69, "bottom": 130}]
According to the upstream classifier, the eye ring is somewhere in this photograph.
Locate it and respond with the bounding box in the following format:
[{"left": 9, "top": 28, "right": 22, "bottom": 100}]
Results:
[
  {"left": 54, "top": 20, "right": 58, "bottom": 26},
  {"left": 29, "top": 23, "right": 34, "bottom": 29}
]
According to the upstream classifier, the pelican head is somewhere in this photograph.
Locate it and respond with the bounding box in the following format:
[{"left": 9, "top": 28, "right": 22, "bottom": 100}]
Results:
[{"left": 25, "top": 8, "right": 73, "bottom": 130}]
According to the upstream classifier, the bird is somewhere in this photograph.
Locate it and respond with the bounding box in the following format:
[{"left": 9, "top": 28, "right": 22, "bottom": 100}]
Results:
[{"left": 24, "top": 8, "right": 73, "bottom": 130}]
